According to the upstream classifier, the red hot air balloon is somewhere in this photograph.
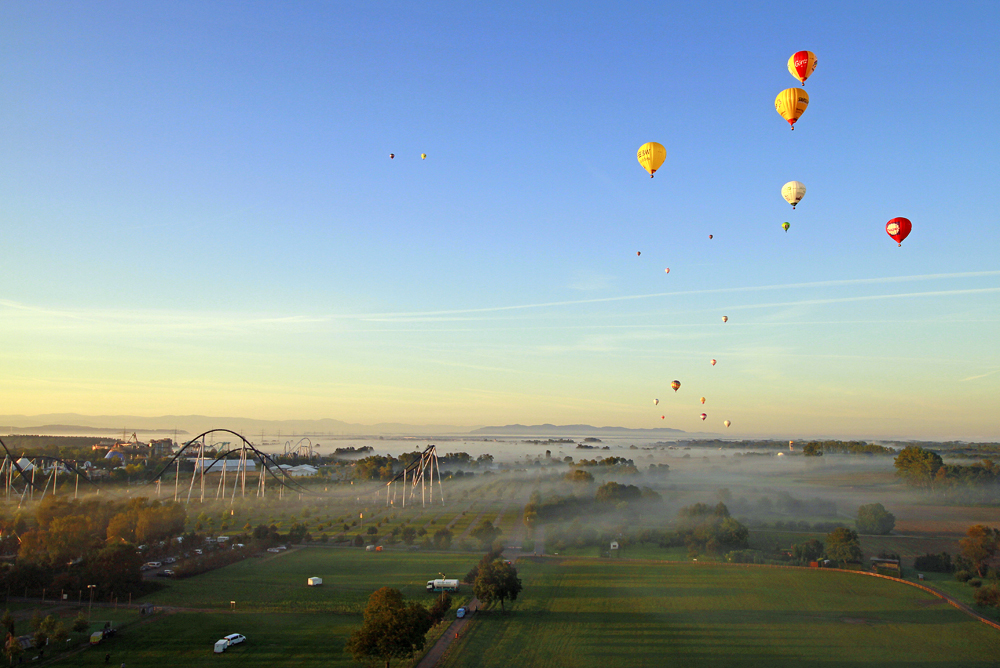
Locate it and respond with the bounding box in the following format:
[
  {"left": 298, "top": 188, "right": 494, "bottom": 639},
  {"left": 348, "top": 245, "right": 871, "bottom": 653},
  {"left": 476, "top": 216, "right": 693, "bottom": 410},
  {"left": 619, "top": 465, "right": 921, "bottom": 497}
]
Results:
[
  {"left": 389, "top": 153, "right": 395, "bottom": 159},
  {"left": 886, "top": 217, "right": 912, "bottom": 246},
  {"left": 708, "top": 234, "right": 713, "bottom": 239},
  {"left": 637, "top": 251, "right": 641, "bottom": 256},
  {"left": 661, "top": 415, "right": 665, "bottom": 419},
  {"left": 700, "top": 413, "right": 707, "bottom": 421}
]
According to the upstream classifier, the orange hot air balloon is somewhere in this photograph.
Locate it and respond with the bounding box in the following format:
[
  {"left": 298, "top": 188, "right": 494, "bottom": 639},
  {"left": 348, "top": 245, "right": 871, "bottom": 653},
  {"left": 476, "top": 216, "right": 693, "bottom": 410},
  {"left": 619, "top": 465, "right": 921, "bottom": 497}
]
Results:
[
  {"left": 665, "top": 268, "right": 670, "bottom": 274},
  {"left": 788, "top": 51, "right": 818, "bottom": 85},
  {"left": 700, "top": 397, "right": 706, "bottom": 404},
  {"left": 700, "top": 413, "right": 707, "bottom": 421},
  {"left": 723, "top": 420, "right": 731, "bottom": 428},
  {"left": 886, "top": 217, "right": 912, "bottom": 246},
  {"left": 708, "top": 234, "right": 713, "bottom": 239},
  {"left": 775, "top": 88, "right": 809, "bottom": 129},
  {"left": 710, "top": 359, "right": 717, "bottom": 366},
  {"left": 671, "top": 380, "right": 681, "bottom": 392},
  {"left": 637, "top": 251, "right": 641, "bottom": 256}
]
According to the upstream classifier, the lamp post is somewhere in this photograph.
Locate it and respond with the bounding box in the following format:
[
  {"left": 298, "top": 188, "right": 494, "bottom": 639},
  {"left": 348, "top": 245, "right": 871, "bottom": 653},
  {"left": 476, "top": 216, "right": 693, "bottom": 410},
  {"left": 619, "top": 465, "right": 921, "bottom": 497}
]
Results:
[{"left": 87, "top": 585, "right": 96, "bottom": 620}]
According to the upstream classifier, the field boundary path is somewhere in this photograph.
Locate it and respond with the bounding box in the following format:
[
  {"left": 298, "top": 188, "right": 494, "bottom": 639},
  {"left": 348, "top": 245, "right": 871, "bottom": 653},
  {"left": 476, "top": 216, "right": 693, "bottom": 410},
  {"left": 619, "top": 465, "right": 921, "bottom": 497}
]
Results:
[{"left": 414, "top": 597, "right": 480, "bottom": 668}]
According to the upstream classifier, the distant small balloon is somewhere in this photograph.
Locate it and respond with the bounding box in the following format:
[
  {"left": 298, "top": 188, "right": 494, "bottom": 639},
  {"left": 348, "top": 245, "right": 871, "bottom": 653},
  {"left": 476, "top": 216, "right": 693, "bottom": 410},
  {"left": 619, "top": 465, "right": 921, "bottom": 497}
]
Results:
[
  {"left": 671, "top": 380, "right": 681, "bottom": 392},
  {"left": 722, "top": 316, "right": 728, "bottom": 323},
  {"left": 709, "top": 234, "right": 713, "bottom": 239},
  {"left": 723, "top": 420, "right": 731, "bottom": 428},
  {"left": 661, "top": 415, "right": 665, "bottom": 419},
  {"left": 700, "top": 413, "right": 707, "bottom": 421},
  {"left": 637, "top": 251, "right": 641, "bottom": 256},
  {"left": 389, "top": 153, "right": 395, "bottom": 159},
  {"left": 421, "top": 153, "right": 427, "bottom": 159},
  {"left": 665, "top": 268, "right": 670, "bottom": 274},
  {"left": 700, "top": 397, "right": 706, "bottom": 404},
  {"left": 710, "top": 359, "right": 717, "bottom": 366},
  {"left": 782, "top": 222, "right": 790, "bottom": 232},
  {"left": 653, "top": 398, "right": 659, "bottom": 406}
]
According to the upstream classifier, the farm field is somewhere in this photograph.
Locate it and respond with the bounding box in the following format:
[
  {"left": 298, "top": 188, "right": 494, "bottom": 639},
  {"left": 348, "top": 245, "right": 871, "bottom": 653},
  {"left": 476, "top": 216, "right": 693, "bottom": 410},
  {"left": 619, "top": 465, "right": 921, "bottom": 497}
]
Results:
[
  {"left": 143, "top": 546, "right": 478, "bottom": 612},
  {"left": 440, "top": 558, "right": 1000, "bottom": 668}
]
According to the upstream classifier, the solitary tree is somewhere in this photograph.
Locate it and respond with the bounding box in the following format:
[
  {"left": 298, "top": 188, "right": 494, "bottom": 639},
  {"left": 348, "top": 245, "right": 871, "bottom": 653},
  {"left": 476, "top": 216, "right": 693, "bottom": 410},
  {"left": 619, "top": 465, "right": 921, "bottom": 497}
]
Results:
[
  {"left": 826, "top": 528, "right": 863, "bottom": 565},
  {"left": 469, "top": 520, "right": 502, "bottom": 550},
  {"left": 960, "top": 525, "right": 999, "bottom": 577},
  {"left": 894, "top": 446, "right": 943, "bottom": 488},
  {"left": 856, "top": 503, "right": 896, "bottom": 535},
  {"left": 474, "top": 560, "right": 522, "bottom": 612},
  {"left": 345, "top": 587, "right": 432, "bottom": 668}
]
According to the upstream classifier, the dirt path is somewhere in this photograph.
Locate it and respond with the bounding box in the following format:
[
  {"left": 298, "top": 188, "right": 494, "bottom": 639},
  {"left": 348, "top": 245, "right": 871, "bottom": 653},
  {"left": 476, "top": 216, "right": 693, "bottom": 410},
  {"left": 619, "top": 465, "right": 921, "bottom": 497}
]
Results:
[{"left": 414, "top": 597, "right": 480, "bottom": 668}]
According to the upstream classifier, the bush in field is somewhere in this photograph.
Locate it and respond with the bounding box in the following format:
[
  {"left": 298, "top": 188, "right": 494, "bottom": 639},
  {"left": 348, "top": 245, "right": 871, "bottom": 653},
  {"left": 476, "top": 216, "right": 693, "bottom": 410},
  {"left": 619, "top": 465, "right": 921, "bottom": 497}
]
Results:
[
  {"left": 913, "top": 552, "right": 953, "bottom": 573},
  {"left": 856, "top": 503, "right": 896, "bottom": 535},
  {"left": 793, "top": 539, "right": 825, "bottom": 563},
  {"left": 969, "top": 578, "right": 983, "bottom": 588},
  {"left": 432, "top": 529, "right": 452, "bottom": 549},
  {"left": 826, "top": 528, "right": 863, "bottom": 565},
  {"left": 955, "top": 570, "right": 972, "bottom": 582},
  {"left": 974, "top": 585, "right": 1000, "bottom": 608},
  {"left": 353, "top": 534, "right": 365, "bottom": 547}
]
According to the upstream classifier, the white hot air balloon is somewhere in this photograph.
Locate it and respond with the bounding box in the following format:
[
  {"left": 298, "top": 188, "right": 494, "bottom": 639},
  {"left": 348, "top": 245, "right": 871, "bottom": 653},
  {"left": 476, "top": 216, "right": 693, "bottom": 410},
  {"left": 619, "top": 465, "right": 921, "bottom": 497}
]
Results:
[
  {"left": 653, "top": 398, "right": 659, "bottom": 406},
  {"left": 723, "top": 420, "right": 731, "bottom": 428},
  {"left": 782, "top": 181, "right": 806, "bottom": 209}
]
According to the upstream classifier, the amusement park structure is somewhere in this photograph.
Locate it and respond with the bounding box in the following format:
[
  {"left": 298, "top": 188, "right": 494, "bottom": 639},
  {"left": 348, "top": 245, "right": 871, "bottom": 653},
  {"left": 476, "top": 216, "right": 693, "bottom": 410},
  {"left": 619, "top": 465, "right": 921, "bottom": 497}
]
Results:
[{"left": 383, "top": 444, "right": 444, "bottom": 508}]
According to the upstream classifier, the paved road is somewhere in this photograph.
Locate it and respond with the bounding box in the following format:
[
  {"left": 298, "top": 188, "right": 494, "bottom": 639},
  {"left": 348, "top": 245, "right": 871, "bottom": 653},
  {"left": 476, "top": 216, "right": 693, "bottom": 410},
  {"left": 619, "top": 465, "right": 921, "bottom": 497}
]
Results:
[{"left": 414, "top": 597, "right": 480, "bottom": 668}]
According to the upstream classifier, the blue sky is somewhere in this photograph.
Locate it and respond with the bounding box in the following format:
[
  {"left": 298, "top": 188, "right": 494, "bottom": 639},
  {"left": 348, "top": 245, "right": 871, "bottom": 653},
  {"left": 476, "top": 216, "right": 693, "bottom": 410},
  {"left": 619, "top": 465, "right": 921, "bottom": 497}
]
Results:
[{"left": 1, "top": 1, "right": 998, "bottom": 439}]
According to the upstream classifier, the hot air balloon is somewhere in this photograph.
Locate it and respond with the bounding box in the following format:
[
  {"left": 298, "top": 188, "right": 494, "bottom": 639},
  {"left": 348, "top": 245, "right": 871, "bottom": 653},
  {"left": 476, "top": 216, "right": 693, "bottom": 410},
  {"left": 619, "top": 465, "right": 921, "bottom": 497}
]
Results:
[
  {"left": 723, "top": 420, "right": 731, "bottom": 428},
  {"left": 389, "top": 153, "right": 395, "bottom": 159},
  {"left": 665, "top": 268, "right": 670, "bottom": 274},
  {"left": 782, "top": 222, "right": 790, "bottom": 232},
  {"left": 710, "top": 359, "right": 717, "bottom": 366},
  {"left": 886, "top": 217, "right": 912, "bottom": 246},
  {"left": 722, "top": 316, "right": 728, "bottom": 323},
  {"left": 782, "top": 181, "right": 806, "bottom": 209},
  {"left": 775, "top": 88, "right": 809, "bottom": 129},
  {"left": 637, "top": 142, "right": 666, "bottom": 178},
  {"left": 700, "top": 397, "right": 706, "bottom": 404},
  {"left": 671, "top": 380, "right": 681, "bottom": 392},
  {"left": 787, "top": 51, "right": 818, "bottom": 85},
  {"left": 700, "top": 413, "right": 707, "bottom": 421},
  {"left": 661, "top": 415, "right": 665, "bottom": 419},
  {"left": 708, "top": 234, "right": 713, "bottom": 239},
  {"left": 653, "top": 398, "right": 659, "bottom": 406},
  {"left": 637, "top": 251, "right": 641, "bottom": 256},
  {"left": 421, "top": 153, "right": 427, "bottom": 159}
]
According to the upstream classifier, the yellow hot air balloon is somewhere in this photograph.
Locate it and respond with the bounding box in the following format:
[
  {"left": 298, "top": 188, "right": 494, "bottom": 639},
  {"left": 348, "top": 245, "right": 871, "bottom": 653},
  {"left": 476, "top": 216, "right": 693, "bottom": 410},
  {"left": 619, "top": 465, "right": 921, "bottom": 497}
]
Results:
[
  {"left": 782, "top": 181, "right": 806, "bottom": 209},
  {"left": 421, "top": 153, "right": 427, "bottom": 159},
  {"left": 700, "top": 397, "right": 706, "bottom": 404},
  {"left": 671, "top": 380, "right": 681, "bottom": 392},
  {"left": 782, "top": 222, "right": 790, "bottom": 232},
  {"left": 722, "top": 316, "right": 728, "bottom": 323},
  {"left": 787, "top": 51, "right": 818, "bottom": 85},
  {"left": 637, "top": 142, "right": 666, "bottom": 178},
  {"left": 775, "top": 88, "right": 809, "bottom": 129},
  {"left": 723, "top": 420, "right": 731, "bottom": 428}
]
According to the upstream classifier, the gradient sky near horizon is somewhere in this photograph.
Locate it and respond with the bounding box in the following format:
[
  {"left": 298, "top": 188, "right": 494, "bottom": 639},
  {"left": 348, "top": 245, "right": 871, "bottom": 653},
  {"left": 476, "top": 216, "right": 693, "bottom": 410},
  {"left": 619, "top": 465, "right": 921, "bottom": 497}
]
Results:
[{"left": 2, "top": 1, "right": 998, "bottom": 440}]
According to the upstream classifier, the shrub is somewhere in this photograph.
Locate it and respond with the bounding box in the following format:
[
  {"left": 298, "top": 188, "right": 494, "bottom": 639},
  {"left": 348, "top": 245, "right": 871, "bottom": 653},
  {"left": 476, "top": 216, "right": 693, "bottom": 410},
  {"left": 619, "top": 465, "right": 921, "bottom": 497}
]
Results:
[
  {"left": 914, "top": 552, "right": 954, "bottom": 573},
  {"left": 974, "top": 585, "right": 1000, "bottom": 608},
  {"left": 969, "top": 578, "right": 983, "bottom": 588},
  {"left": 955, "top": 570, "right": 972, "bottom": 582}
]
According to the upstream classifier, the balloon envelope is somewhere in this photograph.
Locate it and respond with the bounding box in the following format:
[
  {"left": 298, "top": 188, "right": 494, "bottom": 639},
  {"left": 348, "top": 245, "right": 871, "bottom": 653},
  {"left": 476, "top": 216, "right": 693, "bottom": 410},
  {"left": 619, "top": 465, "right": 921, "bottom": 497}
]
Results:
[
  {"left": 671, "top": 380, "right": 681, "bottom": 392},
  {"left": 389, "top": 153, "right": 395, "bottom": 159},
  {"left": 723, "top": 420, "right": 731, "bottom": 428},
  {"left": 710, "top": 359, "right": 717, "bottom": 366},
  {"left": 421, "top": 153, "right": 427, "bottom": 159},
  {"left": 775, "top": 88, "right": 809, "bottom": 128},
  {"left": 700, "top": 413, "right": 707, "bottom": 420},
  {"left": 722, "top": 316, "right": 728, "bottom": 323},
  {"left": 665, "top": 268, "right": 670, "bottom": 274},
  {"left": 653, "top": 398, "right": 659, "bottom": 406},
  {"left": 700, "top": 397, "right": 706, "bottom": 404},
  {"left": 782, "top": 181, "right": 806, "bottom": 208},
  {"left": 637, "top": 142, "right": 667, "bottom": 178},
  {"left": 788, "top": 51, "right": 818, "bottom": 85},
  {"left": 782, "top": 222, "right": 790, "bottom": 232},
  {"left": 709, "top": 234, "right": 713, "bottom": 239},
  {"left": 886, "top": 217, "right": 912, "bottom": 246}
]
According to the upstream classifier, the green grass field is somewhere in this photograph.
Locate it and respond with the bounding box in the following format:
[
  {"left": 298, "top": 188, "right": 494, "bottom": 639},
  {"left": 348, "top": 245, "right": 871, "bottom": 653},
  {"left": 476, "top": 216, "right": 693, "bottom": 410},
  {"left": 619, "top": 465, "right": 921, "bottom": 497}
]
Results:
[
  {"left": 144, "top": 546, "right": 478, "bottom": 613},
  {"left": 440, "top": 558, "right": 1000, "bottom": 668}
]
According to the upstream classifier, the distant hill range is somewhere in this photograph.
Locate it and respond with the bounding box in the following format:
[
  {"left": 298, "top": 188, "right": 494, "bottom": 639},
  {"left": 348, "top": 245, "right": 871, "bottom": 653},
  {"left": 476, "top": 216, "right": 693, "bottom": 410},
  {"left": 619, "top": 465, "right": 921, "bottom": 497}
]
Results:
[
  {"left": 0, "top": 414, "right": 699, "bottom": 439},
  {"left": 471, "top": 424, "right": 688, "bottom": 437}
]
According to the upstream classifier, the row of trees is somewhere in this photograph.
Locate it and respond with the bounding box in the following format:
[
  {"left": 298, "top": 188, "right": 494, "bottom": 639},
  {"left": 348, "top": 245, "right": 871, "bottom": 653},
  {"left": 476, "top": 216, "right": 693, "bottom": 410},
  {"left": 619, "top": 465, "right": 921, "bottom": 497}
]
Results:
[{"left": 894, "top": 446, "right": 1000, "bottom": 491}]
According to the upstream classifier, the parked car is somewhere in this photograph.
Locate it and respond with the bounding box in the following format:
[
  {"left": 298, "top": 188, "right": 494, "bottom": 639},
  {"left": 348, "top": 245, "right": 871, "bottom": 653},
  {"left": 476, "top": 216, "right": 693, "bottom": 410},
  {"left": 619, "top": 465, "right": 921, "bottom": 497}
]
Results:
[
  {"left": 164, "top": 557, "right": 176, "bottom": 564},
  {"left": 456, "top": 607, "right": 467, "bottom": 619},
  {"left": 163, "top": 569, "right": 175, "bottom": 576}
]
